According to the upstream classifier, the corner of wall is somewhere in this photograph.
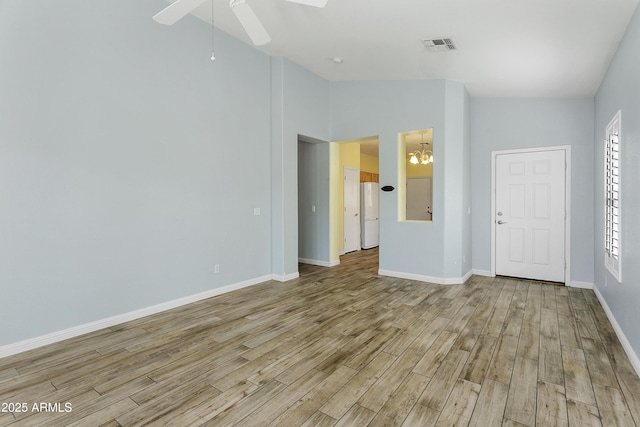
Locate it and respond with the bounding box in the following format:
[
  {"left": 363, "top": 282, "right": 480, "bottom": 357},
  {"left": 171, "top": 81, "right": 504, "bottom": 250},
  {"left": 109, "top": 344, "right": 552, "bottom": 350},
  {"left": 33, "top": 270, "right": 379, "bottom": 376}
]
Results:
[{"left": 593, "top": 285, "right": 640, "bottom": 377}]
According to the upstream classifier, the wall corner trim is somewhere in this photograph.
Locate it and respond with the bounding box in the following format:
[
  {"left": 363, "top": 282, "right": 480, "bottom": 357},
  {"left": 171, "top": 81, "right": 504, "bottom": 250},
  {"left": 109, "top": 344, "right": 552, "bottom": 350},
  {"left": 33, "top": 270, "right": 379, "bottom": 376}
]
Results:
[
  {"left": 378, "top": 269, "right": 470, "bottom": 285},
  {"left": 298, "top": 258, "right": 340, "bottom": 267},
  {"left": 471, "top": 269, "right": 494, "bottom": 277},
  {"left": 0, "top": 274, "right": 273, "bottom": 359},
  {"left": 271, "top": 272, "right": 300, "bottom": 282},
  {"left": 593, "top": 285, "right": 640, "bottom": 378},
  {"left": 568, "top": 281, "right": 594, "bottom": 289},
  {"left": 461, "top": 269, "right": 473, "bottom": 284}
]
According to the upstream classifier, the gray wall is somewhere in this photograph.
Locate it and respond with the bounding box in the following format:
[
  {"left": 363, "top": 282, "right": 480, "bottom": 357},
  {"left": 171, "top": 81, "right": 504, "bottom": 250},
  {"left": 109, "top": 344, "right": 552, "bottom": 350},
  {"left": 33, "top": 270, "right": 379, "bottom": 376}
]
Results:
[
  {"left": 443, "top": 81, "right": 472, "bottom": 278},
  {"left": 271, "top": 58, "right": 331, "bottom": 277},
  {"left": 331, "top": 80, "right": 446, "bottom": 277},
  {"left": 0, "top": 0, "right": 272, "bottom": 346},
  {"left": 594, "top": 4, "right": 640, "bottom": 354},
  {"left": 470, "top": 98, "right": 595, "bottom": 283},
  {"left": 298, "top": 138, "right": 331, "bottom": 263},
  {"left": 330, "top": 80, "right": 470, "bottom": 280},
  {"left": 462, "top": 89, "right": 473, "bottom": 279}
]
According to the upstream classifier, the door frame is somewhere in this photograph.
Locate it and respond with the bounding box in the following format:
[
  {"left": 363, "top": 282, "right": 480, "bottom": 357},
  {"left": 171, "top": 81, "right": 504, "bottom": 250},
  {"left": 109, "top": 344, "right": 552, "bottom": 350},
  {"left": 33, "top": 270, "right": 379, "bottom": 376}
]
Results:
[
  {"left": 343, "top": 166, "right": 360, "bottom": 254},
  {"left": 490, "top": 145, "right": 571, "bottom": 284}
]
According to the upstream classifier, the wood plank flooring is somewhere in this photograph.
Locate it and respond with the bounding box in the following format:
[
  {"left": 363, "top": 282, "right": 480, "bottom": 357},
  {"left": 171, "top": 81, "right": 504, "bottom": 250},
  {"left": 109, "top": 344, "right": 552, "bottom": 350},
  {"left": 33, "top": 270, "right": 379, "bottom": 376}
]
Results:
[{"left": 2, "top": 248, "right": 640, "bottom": 426}]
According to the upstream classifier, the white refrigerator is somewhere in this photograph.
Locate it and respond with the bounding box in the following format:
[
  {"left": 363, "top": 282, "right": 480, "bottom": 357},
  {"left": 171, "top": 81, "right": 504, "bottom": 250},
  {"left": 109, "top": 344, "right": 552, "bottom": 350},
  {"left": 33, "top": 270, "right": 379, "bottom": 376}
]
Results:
[{"left": 360, "top": 182, "right": 379, "bottom": 249}]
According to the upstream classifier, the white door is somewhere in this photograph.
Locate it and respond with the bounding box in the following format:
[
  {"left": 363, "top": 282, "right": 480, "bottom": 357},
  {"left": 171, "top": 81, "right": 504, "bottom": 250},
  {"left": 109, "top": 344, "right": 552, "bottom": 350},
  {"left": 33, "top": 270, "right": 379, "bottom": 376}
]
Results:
[
  {"left": 344, "top": 167, "right": 360, "bottom": 253},
  {"left": 495, "top": 150, "right": 566, "bottom": 282},
  {"left": 406, "top": 177, "right": 432, "bottom": 221}
]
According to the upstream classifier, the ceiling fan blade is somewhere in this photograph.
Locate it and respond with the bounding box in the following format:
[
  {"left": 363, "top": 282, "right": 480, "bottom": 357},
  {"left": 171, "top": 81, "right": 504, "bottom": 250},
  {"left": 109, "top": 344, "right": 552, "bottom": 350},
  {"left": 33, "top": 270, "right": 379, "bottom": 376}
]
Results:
[
  {"left": 283, "top": 0, "right": 328, "bottom": 7},
  {"left": 153, "top": 0, "right": 209, "bottom": 25},
  {"left": 230, "top": 0, "right": 271, "bottom": 46}
]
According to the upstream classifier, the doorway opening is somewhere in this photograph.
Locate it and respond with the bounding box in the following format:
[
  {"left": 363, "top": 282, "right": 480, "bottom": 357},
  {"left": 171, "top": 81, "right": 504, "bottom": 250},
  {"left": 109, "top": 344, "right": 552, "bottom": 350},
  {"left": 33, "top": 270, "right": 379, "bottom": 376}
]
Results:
[
  {"left": 297, "top": 136, "right": 334, "bottom": 269},
  {"left": 343, "top": 166, "right": 360, "bottom": 253},
  {"left": 296, "top": 135, "right": 380, "bottom": 273},
  {"left": 331, "top": 136, "right": 380, "bottom": 269}
]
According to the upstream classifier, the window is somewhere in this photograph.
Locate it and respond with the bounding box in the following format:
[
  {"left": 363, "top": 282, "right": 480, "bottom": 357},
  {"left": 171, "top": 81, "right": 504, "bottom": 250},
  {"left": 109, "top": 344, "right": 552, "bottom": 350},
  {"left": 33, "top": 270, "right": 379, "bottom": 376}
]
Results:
[{"left": 605, "top": 110, "right": 622, "bottom": 282}]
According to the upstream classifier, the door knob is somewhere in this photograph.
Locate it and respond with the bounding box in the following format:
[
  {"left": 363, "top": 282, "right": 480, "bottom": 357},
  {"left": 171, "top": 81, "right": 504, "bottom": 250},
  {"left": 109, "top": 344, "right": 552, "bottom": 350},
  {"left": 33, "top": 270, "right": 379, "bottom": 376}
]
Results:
[{"left": 497, "top": 220, "right": 507, "bottom": 225}]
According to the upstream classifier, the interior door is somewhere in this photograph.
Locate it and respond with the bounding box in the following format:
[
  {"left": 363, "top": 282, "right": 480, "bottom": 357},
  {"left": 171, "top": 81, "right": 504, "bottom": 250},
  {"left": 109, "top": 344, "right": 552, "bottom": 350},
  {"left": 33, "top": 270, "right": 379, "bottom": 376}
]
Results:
[
  {"left": 495, "top": 150, "right": 566, "bottom": 282},
  {"left": 406, "top": 177, "right": 432, "bottom": 221},
  {"left": 343, "top": 167, "right": 360, "bottom": 253}
]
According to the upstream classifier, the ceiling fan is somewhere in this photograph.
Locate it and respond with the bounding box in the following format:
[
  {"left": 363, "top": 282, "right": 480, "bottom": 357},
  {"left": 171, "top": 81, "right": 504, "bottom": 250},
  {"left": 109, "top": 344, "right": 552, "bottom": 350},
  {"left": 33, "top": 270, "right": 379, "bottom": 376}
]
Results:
[{"left": 153, "top": 0, "right": 328, "bottom": 46}]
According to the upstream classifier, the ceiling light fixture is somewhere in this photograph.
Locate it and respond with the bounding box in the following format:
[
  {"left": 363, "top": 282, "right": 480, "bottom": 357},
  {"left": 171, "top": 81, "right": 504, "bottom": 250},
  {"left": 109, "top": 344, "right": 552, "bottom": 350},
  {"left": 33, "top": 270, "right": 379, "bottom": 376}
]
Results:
[
  {"left": 409, "top": 133, "right": 433, "bottom": 165},
  {"left": 331, "top": 57, "right": 343, "bottom": 64}
]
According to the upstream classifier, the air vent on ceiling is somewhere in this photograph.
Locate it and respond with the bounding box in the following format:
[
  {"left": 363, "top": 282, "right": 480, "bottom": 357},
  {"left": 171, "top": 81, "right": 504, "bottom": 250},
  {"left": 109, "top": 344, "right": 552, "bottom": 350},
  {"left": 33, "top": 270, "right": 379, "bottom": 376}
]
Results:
[{"left": 422, "top": 38, "right": 456, "bottom": 52}]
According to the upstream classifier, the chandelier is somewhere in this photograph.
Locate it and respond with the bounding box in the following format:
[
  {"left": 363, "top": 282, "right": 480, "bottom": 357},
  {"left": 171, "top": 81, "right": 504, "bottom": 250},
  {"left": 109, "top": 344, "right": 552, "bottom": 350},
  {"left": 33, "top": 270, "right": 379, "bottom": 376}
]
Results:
[{"left": 409, "top": 133, "right": 433, "bottom": 165}]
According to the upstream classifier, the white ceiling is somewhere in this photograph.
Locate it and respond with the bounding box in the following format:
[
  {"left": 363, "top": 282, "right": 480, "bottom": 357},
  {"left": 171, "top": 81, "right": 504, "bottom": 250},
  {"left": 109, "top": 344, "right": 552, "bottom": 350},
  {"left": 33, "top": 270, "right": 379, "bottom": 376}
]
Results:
[{"left": 183, "top": 0, "right": 639, "bottom": 98}]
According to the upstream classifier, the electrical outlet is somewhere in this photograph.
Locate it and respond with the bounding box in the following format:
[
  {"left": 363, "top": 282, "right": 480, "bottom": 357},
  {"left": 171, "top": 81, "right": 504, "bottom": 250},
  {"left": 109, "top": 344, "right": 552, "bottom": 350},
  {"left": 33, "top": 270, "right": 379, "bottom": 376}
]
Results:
[
  {"left": 214, "top": 264, "right": 220, "bottom": 273},
  {"left": 253, "top": 208, "right": 260, "bottom": 216}
]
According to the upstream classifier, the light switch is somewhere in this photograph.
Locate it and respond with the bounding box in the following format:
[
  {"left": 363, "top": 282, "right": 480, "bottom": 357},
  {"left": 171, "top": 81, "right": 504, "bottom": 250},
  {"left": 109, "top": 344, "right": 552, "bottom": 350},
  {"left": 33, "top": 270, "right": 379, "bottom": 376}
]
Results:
[
  {"left": 312, "top": 205, "right": 316, "bottom": 213},
  {"left": 254, "top": 208, "right": 260, "bottom": 216}
]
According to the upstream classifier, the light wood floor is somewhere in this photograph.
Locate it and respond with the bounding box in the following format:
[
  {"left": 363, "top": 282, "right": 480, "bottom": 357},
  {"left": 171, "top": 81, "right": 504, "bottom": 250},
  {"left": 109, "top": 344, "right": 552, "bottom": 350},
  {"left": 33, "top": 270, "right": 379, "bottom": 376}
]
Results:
[{"left": 2, "top": 248, "right": 640, "bottom": 426}]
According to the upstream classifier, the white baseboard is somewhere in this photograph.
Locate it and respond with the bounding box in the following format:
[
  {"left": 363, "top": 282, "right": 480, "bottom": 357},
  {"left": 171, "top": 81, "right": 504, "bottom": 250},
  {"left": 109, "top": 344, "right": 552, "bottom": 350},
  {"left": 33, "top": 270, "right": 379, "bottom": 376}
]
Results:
[
  {"left": 378, "top": 269, "right": 471, "bottom": 285},
  {"left": 271, "top": 272, "right": 299, "bottom": 282},
  {"left": 298, "top": 258, "right": 340, "bottom": 267},
  {"left": 593, "top": 285, "right": 640, "bottom": 378},
  {"left": 461, "top": 269, "right": 473, "bottom": 283},
  {"left": 0, "top": 274, "right": 273, "bottom": 359},
  {"left": 471, "top": 269, "right": 494, "bottom": 277},
  {"left": 569, "top": 280, "right": 594, "bottom": 289},
  {"left": 469, "top": 270, "right": 591, "bottom": 289}
]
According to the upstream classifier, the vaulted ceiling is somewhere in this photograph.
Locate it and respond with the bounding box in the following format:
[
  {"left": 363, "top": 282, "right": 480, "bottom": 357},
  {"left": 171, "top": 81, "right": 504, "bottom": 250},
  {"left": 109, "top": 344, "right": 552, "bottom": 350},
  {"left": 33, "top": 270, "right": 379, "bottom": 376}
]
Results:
[{"left": 173, "top": 0, "right": 640, "bottom": 98}]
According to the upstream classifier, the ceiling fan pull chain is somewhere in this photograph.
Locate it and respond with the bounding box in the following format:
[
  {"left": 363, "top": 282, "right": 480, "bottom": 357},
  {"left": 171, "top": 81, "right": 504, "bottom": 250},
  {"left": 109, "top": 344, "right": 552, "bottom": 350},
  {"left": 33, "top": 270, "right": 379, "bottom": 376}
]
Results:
[{"left": 211, "top": 0, "right": 216, "bottom": 61}]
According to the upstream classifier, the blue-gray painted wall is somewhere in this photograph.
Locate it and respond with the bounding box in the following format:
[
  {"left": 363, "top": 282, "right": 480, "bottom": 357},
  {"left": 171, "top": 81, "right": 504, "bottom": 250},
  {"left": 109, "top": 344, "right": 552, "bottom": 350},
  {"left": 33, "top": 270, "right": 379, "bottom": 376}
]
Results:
[
  {"left": 594, "top": 4, "right": 640, "bottom": 354},
  {"left": 470, "top": 98, "right": 595, "bottom": 282},
  {"left": 443, "top": 81, "right": 471, "bottom": 278},
  {"left": 330, "top": 80, "right": 447, "bottom": 277},
  {"left": 280, "top": 60, "right": 331, "bottom": 274},
  {"left": 298, "top": 139, "right": 331, "bottom": 263},
  {"left": 0, "top": 0, "right": 276, "bottom": 345},
  {"left": 330, "top": 80, "right": 471, "bottom": 279},
  {"left": 270, "top": 58, "right": 331, "bottom": 276}
]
